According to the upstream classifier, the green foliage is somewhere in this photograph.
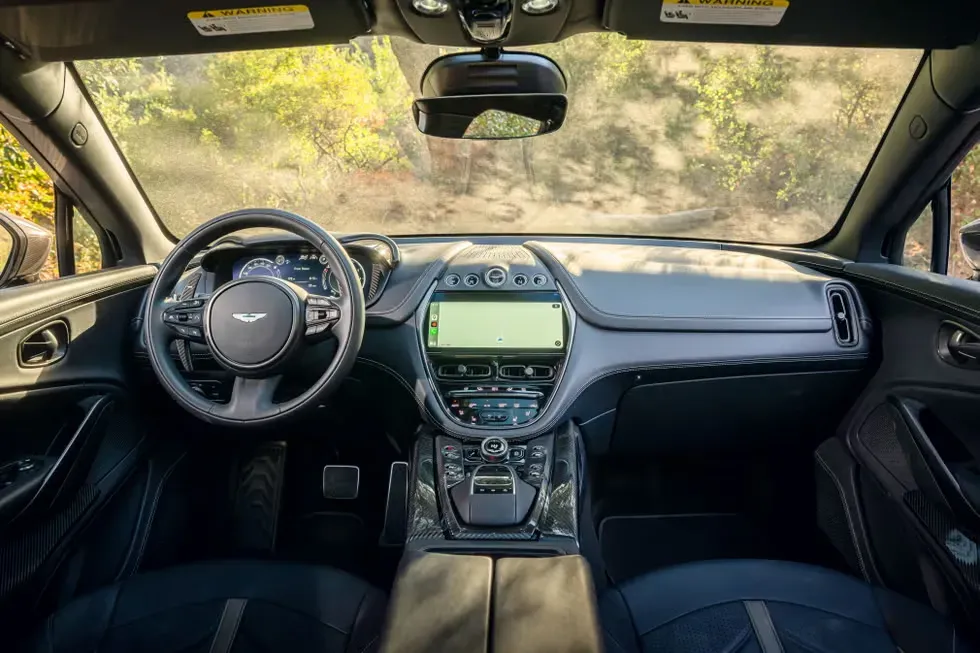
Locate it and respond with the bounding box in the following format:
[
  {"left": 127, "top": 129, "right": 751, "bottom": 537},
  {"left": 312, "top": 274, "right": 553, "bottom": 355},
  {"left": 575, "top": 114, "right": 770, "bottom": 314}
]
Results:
[
  {"left": 466, "top": 111, "right": 542, "bottom": 139},
  {"left": 63, "top": 37, "right": 924, "bottom": 242}
]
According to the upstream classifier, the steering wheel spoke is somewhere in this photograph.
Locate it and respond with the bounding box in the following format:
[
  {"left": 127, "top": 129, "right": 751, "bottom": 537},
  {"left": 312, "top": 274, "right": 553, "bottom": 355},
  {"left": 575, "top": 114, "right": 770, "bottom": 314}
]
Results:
[
  {"left": 213, "top": 375, "right": 282, "bottom": 419},
  {"left": 162, "top": 295, "right": 210, "bottom": 343},
  {"left": 304, "top": 294, "right": 341, "bottom": 339}
]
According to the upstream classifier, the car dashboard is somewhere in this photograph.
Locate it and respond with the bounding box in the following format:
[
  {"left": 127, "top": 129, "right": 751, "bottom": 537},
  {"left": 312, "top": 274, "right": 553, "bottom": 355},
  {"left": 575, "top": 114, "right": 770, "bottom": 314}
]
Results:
[{"left": 141, "top": 233, "right": 871, "bottom": 456}]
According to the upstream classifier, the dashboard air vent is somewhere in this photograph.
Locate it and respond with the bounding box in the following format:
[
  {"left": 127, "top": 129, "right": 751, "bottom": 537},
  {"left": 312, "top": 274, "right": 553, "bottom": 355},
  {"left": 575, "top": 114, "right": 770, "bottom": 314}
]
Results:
[
  {"left": 437, "top": 363, "right": 492, "bottom": 380},
  {"left": 828, "top": 288, "right": 856, "bottom": 346},
  {"left": 499, "top": 364, "right": 555, "bottom": 381}
]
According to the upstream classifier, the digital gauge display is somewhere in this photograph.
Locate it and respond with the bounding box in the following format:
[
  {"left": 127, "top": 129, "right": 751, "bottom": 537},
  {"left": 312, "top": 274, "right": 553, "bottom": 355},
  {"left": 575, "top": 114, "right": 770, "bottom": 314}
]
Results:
[{"left": 232, "top": 252, "right": 365, "bottom": 297}]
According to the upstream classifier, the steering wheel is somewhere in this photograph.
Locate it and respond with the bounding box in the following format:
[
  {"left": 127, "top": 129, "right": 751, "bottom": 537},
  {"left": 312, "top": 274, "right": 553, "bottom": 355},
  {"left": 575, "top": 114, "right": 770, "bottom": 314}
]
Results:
[{"left": 144, "top": 208, "right": 365, "bottom": 427}]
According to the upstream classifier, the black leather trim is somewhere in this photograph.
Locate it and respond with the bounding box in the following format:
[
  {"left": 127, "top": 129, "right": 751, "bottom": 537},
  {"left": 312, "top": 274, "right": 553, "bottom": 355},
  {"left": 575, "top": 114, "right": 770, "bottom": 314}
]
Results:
[
  {"left": 0, "top": 265, "right": 156, "bottom": 338},
  {"left": 842, "top": 263, "right": 980, "bottom": 325}
]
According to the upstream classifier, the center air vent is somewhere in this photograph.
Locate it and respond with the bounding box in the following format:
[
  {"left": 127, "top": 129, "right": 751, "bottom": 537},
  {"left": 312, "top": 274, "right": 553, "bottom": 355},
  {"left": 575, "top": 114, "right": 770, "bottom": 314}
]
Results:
[
  {"left": 828, "top": 288, "right": 856, "bottom": 346},
  {"left": 499, "top": 364, "right": 555, "bottom": 381},
  {"left": 485, "top": 267, "right": 507, "bottom": 287},
  {"left": 437, "top": 363, "right": 492, "bottom": 380}
]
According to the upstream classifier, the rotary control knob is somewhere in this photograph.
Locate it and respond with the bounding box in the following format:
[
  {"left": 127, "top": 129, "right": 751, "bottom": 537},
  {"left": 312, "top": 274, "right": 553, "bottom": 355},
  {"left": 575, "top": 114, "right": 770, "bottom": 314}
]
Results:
[{"left": 480, "top": 436, "right": 509, "bottom": 463}]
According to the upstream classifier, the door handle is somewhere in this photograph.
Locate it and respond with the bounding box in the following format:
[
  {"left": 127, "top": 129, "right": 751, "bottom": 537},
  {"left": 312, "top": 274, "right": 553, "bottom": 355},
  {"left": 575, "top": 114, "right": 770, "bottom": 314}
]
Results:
[
  {"left": 938, "top": 321, "right": 980, "bottom": 368},
  {"left": 948, "top": 330, "right": 980, "bottom": 360},
  {"left": 18, "top": 320, "right": 69, "bottom": 367}
]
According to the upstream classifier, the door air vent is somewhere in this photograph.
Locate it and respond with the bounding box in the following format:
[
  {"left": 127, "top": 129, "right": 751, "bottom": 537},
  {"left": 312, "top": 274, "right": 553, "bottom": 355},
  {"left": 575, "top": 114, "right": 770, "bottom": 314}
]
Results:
[
  {"left": 828, "top": 288, "right": 856, "bottom": 346},
  {"left": 437, "top": 363, "right": 492, "bottom": 380},
  {"left": 499, "top": 364, "right": 555, "bottom": 381}
]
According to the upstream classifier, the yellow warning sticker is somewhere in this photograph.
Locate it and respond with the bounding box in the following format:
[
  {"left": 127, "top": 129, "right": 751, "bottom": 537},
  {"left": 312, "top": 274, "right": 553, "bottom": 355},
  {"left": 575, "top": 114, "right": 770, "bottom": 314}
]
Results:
[
  {"left": 187, "top": 5, "right": 313, "bottom": 36},
  {"left": 660, "top": 0, "right": 789, "bottom": 27}
]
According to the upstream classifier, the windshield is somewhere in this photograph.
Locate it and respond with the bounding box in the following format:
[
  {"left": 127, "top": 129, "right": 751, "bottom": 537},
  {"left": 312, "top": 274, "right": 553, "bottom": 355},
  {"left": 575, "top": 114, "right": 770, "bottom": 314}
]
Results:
[{"left": 76, "top": 36, "right": 920, "bottom": 242}]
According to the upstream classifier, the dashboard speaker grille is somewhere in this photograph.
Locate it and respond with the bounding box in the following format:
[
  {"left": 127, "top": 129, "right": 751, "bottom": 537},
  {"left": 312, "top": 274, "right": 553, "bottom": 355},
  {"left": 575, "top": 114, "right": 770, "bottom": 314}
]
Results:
[{"left": 453, "top": 245, "right": 534, "bottom": 263}]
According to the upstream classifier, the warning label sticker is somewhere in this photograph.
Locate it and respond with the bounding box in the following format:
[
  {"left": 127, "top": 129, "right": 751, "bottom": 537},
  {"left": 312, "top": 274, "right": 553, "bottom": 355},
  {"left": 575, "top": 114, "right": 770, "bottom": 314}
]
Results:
[
  {"left": 660, "top": 0, "right": 788, "bottom": 27},
  {"left": 187, "top": 5, "right": 314, "bottom": 36}
]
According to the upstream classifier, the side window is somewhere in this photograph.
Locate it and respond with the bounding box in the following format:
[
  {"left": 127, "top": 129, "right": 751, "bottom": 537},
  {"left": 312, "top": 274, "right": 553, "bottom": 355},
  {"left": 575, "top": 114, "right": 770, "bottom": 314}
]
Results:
[
  {"left": 73, "top": 208, "right": 103, "bottom": 274},
  {"left": 1, "top": 123, "right": 106, "bottom": 283},
  {"left": 950, "top": 144, "right": 980, "bottom": 280},
  {"left": 902, "top": 203, "right": 933, "bottom": 272},
  {"left": 0, "top": 123, "right": 58, "bottom": 281}
]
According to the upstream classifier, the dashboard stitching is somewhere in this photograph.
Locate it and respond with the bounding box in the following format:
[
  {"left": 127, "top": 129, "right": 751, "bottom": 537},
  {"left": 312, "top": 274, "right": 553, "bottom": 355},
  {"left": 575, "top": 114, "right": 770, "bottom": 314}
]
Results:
[
  {"left": 0, "top": 268, "right": 156, "bottom": 336},
  {"left": 844, "top": 269, "right": 980, "bottom": 323},
  {"left": 525, "top": 241, "right": 834, "bottom": 326},
  {"left": 367, "top": 241, "right": 472, "bottom": 317}
]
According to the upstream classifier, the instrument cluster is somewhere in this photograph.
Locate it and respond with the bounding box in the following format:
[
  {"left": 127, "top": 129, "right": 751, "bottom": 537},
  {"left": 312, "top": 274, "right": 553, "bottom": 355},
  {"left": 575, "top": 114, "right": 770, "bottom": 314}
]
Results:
[{"left": 232, "top": 251, "right": 367, "bottom": 298}]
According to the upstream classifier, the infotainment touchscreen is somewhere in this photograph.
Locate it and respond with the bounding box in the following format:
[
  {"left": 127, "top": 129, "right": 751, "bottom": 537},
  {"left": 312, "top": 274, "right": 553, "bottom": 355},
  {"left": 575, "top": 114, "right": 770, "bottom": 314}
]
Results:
[{"left": 427, "top": 294, "right": 565, "bottom": 350}]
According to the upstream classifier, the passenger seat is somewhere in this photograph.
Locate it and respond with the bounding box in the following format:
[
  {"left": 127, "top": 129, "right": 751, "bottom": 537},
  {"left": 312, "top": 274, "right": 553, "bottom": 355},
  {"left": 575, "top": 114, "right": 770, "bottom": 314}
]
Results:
[{"left": 599, "top": 559, "right": 973, "bottom": 652}]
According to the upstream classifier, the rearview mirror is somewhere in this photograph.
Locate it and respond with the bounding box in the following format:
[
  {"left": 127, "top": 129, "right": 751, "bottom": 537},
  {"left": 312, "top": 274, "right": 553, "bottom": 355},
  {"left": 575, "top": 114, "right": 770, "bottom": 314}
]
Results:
[
  {"left": 413, "top": 94, "right": 567, "bottom": 140},
  {"left": 413, "top": 50, "right": 568, "bottom": 140},
  {"left": 960, "top": 218, "right": 980, "bottom": 280},
  {"left": 0, "top": 211, "right": 53, "bottom": 286}
]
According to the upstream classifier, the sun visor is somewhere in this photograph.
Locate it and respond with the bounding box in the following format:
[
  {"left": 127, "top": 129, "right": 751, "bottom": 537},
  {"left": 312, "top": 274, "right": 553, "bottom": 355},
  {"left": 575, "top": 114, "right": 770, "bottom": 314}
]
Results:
[
  {"left": 603, "top": 0, "right": 980, "bottom": 49},
  {"left": 0, "top": 1, "right": 373, "bottom": 61}
]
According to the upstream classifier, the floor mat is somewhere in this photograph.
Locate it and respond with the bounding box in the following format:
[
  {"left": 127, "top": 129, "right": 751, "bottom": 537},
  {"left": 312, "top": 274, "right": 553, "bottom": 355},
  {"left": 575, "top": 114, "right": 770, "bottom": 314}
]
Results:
[{"left": 599, "top": 513, "right": 766, "bottom": 584}]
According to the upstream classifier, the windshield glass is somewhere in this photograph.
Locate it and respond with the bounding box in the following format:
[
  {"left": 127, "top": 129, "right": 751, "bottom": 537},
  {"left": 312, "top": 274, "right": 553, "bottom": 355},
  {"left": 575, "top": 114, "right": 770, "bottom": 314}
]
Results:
[{"left": 76, "top": 36, "right": 920, "bottom": 242}]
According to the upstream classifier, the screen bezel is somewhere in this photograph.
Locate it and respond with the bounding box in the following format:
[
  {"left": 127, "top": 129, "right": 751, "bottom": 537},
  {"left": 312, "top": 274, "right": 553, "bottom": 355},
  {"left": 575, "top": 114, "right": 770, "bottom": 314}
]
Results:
[{"left": 424, "top": 291, "right": 568, "bottom": 354}]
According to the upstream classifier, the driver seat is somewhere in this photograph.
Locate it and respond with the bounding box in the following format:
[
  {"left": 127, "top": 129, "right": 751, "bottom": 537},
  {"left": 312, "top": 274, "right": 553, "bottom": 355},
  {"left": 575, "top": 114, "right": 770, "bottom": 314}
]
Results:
[{"left": 19, "top": 560, "right": 386, "bottom": 652}]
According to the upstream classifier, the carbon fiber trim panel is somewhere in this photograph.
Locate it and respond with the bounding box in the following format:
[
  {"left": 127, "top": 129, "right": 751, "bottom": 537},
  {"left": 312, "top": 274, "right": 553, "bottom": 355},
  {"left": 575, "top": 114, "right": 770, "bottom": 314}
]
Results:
[
  {"left": 537, "top": 421, "right": 580, "bottom": 539},
  {"left": 904, "top": 489, "right": 980, "bottom": 592},
  {"left": 407, "top": 433, "right": 445, "bottom": 542},
  {"left": 0, "top": 485, "right": 99, "bottom": 599},
  {"left": 408, "top": 424, "right": 581, "bottom": 543}
]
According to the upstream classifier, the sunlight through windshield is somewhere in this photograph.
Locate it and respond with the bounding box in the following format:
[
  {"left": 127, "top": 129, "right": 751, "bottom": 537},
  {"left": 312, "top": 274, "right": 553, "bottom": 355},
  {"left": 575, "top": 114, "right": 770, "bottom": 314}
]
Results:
[{"left": 76, "top": 36, "right": 920, "bottom": 242}]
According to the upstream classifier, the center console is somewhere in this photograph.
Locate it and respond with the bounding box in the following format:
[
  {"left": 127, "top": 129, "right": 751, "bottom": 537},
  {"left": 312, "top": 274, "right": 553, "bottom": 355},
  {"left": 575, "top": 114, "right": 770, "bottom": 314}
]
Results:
[{"left": 406, "top": 245, "right": 582, "bottom": 548}]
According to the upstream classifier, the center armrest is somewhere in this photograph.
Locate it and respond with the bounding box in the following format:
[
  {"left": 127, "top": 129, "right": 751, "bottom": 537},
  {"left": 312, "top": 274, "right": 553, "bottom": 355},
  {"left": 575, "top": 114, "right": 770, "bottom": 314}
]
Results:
[
  {"left": 380, "top": 553, "right": 601, "bottom": 653},
  {"left": 380, "top": 552, "right": 493, "bottom": 653},
  {"left": 493, "top": 556, "right": 603, "bottom": 653}
]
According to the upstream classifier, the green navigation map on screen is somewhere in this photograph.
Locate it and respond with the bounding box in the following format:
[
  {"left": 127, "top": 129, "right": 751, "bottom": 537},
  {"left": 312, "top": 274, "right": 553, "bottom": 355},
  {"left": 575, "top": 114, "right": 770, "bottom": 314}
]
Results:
[{"left": 427, "top": 301, "right": 564, "bottom": 349}]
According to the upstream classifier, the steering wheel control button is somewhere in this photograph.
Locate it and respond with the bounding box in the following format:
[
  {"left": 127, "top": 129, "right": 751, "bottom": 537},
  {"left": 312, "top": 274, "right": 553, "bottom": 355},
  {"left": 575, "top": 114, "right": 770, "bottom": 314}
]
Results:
[
  {"left": 163, "top": 299, "right": 208, "bottom": 341},
  {"left": 508, "top": 447, "right": 526, "bottom": 461},
  {"left": 304, "top": 295, "right": 341, "bottom": 338},
  {"left": 207, "top": 280, "right": 294, "bottom": 366},
  {"left": 532, "top": 273, "right": 548, "bottom": 286},
  {"left": 529, "top": 445, "right": 546, "bottom": 460},
  {"left": 480, "top": 436, "right": 508, "bottom": 463},
  {"left": 442, "top": 445, "right": 461, "bottom": 461},
  {"left": 463, "top": 273, "right": 480, "bottom": 287},
  {"left": 444, "top": 273, "right": 461, "bottom": 287}
]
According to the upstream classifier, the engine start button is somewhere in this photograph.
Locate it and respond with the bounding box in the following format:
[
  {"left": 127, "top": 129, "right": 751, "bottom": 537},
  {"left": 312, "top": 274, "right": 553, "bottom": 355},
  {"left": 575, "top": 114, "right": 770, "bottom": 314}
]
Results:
[{"left": 480, "top": 436, "right": 509, "bottom": 462}]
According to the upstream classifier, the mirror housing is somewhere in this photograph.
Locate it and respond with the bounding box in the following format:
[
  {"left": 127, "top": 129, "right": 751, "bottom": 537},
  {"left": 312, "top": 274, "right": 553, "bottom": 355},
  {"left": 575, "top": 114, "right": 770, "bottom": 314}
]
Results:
[
  {"left": 413, "top": 50, "right": 568, "bottom": 140},
  {"left": 413, "top": 94, "right": 567, "bottom": 139},
  {"left": 0, "top": 211, "right": 53, "bottom": 286},
  {"left": 961, "top": 218, "right": 980, "bottom": 280}
]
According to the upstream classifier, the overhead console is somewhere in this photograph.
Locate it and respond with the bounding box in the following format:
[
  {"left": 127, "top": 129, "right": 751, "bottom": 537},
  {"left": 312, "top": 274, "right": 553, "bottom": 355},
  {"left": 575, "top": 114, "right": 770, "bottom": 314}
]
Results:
[{"left": 418, "top": 245, "right": 573, "bottom": 430}]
